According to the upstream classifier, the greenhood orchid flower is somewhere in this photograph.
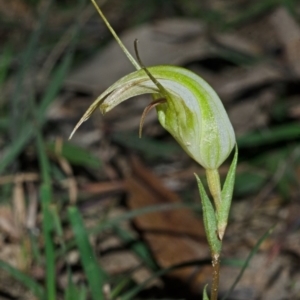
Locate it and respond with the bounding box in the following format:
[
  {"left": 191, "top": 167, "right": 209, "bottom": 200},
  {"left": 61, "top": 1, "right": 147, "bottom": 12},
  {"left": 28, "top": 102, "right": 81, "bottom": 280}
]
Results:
[
  {"left": 70, "top": 2, "right": 238, "bottom": 299},
  {"left": 70, "top": 65, "right": 235, "bottom": 170}
]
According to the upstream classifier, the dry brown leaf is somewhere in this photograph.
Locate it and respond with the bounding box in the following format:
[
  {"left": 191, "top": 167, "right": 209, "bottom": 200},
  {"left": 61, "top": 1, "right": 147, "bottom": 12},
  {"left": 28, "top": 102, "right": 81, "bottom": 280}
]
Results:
[
  {"left": 212, "top": 32, "right": 263, "bottom": 56},
  {"left": 219, "top": 253, "right": 292, "bottom": 300},
  {"left": 26, "top": 182, "right": 38, "bottom": 230},
  {"left": 81, "top": 180, "right": 125, "bottom": 194},
  {"left": 13, "top": 181, "right": 26, "bottom": 235},
  {"left": 228, "top": 89, "right": 276, "bottom": 135},
  {"left": 126, "top": 156, "right": 211, "bottom": 294},
  {"left": 214, "top": 63, "right": 283, "bottom": 101},
  {"left": 0, "top": 206, "right": 19, "bottom": 240}
]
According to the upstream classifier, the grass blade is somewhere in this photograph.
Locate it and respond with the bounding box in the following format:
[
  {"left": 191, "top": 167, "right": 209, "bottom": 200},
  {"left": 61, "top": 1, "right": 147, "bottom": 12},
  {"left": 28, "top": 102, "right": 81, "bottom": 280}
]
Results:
[
  {"left": 237, "top": 123, "right": 300, "bottom": 148},
  {"left": 65, "top": 270, "right": 88, "bottom": 300},
  {"left": 40, "top": 184, "right": 56, "bottom": 300},
  {"left": 0, "top": 259, "right": 45, "bottom": 299},
  {"left": 68, "top": 205, "right": 107, "bottom": 300},
  {"left": 56, "top": 202, "right": 201, "bottom": 259},
  {"left": 195, "top": 174, "right": 221, "bottom": 254},
  {"left": 36, "top": 127, "right": 56, "bottom": 300},
  {"left": 0, "top": 50, "right": 73, "bottom": 174},
  {"left": 203, "top": 284, "right": 210, "bottom": 300},
  {"left": 0, "top": 44, "right": 12, "bottom": 88},
  {"left": 10, "top": 0, "right": 53, "bottom": 138},
  {"left": 114, "top": 226, "right": 157, "bottom": 270},
  {"left": 221, "top": 225, "right": 275, "bottom": 300},
  {"left": 46, "top": 141, "right": 102, "bottom": 169},
  {"left": 90, "top": 202, "right": 201, "bottom": 235}
]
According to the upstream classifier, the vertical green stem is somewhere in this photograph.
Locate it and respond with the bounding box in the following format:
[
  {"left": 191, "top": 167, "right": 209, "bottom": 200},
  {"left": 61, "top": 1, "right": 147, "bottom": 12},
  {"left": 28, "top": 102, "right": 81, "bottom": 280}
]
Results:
[
  {"left": 211, "top": 253, "right": 221, "bottom": 300},
  {"left": 206, "top": 169, "right": 222, "bottom": 212},
  {"left": 40, "top": 184, "right": 56, "bottom": 300},
  {"left": 205, "top": 169, "right": 222, "bottom": 300},
  {"left": 35, "top": 129, "right": 56, "bottom": 300}
]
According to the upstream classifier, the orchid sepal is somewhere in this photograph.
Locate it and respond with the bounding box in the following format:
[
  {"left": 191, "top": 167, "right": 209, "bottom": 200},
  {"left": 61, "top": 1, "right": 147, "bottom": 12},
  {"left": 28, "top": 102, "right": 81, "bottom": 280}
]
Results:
[{"left": 70, "top": 65, "right": 235, "bottom": 170}]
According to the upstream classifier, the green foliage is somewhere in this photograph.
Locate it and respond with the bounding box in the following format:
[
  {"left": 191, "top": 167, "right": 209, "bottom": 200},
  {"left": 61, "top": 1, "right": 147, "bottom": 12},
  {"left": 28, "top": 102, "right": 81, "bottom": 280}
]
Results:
[
  {"left": 64, "top": 272, "right": 88, "bottom": 300},
  {"left": 0, "top": 51, "right": 74, "bottom": 174},
  {"left": 195, "top": 174, "right": 222, "bottom": 255},
  {"left": 203, "top": 285, "right": 209, "bottom": 300},
  {"left": 68, "top": 206, "right": 107, "bottom": 300},
  {"left": 237, "top": 123, "right": 300, "bottom": 148},
  {"left": 112, "top": 131, "right": 181, "bottom": 160},
  {"left": 221, "top": 226, "right": 275, "bottom": 300},
  {"left": 0, "top": 259, "right": 45, "bottom": 299},
  {"left": 0, "top": 45, "right": 12, "bottom": 90},
  {"left": 218, "top": 146, "right": 238, "bottom": 238},
  {"left": 47, "top": 141, "right": 102, "bottom": 169}
]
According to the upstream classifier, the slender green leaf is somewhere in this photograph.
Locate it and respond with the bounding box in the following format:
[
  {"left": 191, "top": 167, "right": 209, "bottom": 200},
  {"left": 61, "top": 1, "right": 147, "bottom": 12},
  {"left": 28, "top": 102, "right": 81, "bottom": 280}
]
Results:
[
  {"left": 195, "top": 174, "right": 221, "bottom": 255},
  {"left": 0, "top": 118, "right": 8, "bottom": 130},
  {"left": 114, "top": 226, "right": 157, "bottom": 270},
  {"left": 112, "top": 131, "right": 181, "bottom": 160},
  {"left": 37, "top": 142, "right": 55, "bottom": 295},
  {"left": 222, "top": 258, "right": 245, "bottom": 268},
  {"left": 218, "top": 146, "right": 238, "bottom": 239},
  {"left": 203, "top": 284, "right": 210, "bottom": 300},
  {"left": 36, "top": 129, "right": 51, "bottom": 184},
  {"left": 65, "top": 271, "right": 78, "bottom": 300},
  {"left": 68, "top": 206, "right": 107, "bottom": 300},
  {"left": 78, "top": 286, "right": 88, "bottom": 300},
  {"left": 47, "top": 141, "right": 102, "bottom": 169},
  {"left": 10, "top": 0, "right": 53, "bottom": 137},
  {"left": 222, "top": 225, "right": 275, "bottom": 300},
  {"left": 234, "top": 170, "right": 266, "bottom": 196},
  {"left": 0, "top": 259, "right": 45, "bottom": 299},
  {"left": 29, "top": 231, "right": 43, "bottom": 265},
  {"left": 0, "top": 44, "right": 12, "bottom": 87},
  {"left": 34, "top": 100, "right": 56, "bottom": 299},
  {"left": 65, "top": 271, "right": 88, "bottom": 300},
  {"left": 237, "top": 123, "right": 300, "bottom": 148},
  {"left": 57, "top": 202, "right": 201, "bottom": 259},
  {"left": 90, "top": 202, "right": 201, "bottom": 235},
  {"left": 110, "top": 277, "right": 132, "bottom": 299},
  {"left": 40, "top": 184, "right": 56, "bottom": 300},
  {"left": 0, "top": 50, "right": 73, "bottom": 174}
]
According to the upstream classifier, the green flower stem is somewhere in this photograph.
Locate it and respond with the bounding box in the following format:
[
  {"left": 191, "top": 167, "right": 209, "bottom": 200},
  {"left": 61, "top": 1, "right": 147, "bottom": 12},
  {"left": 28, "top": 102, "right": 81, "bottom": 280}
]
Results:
[
  {"left": 206, "top": 169, "right": 222, "bottom": 213},
  {"left": 202, "top": 169, "right": 223, "bottom": 300}
]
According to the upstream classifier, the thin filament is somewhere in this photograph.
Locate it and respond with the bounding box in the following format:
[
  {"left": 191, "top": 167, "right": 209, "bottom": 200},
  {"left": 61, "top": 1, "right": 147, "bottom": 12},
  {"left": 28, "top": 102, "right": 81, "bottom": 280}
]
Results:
[{"left": 139, "top": 98, "right": 166, "bottom": 138}]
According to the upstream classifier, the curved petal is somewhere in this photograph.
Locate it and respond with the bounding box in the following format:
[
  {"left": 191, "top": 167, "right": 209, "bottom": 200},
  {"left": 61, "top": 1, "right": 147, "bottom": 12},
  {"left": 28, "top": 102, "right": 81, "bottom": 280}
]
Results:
[{"left": 70, "top": 65, "right": 235, "bottom": 169}]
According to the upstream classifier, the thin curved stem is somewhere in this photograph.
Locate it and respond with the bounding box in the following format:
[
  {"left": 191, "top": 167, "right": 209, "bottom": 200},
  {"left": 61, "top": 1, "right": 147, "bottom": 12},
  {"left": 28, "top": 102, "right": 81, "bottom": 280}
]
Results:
[{"left": 90, "top": 0, "right": 140, "bottom": 70}]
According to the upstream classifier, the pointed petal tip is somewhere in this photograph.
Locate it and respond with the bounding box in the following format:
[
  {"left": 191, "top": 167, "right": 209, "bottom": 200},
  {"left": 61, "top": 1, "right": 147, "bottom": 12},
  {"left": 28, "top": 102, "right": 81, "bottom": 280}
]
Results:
[
  {"left": 69, "top": 124, "right": 79, "bottom": 140},
  {"left": 68, "top": 134, "right": 73, "bottom": 140},
  {"left": 68, "top": 102, "right": 100, "bottom": 140},
  {"left": 68, "top": 118, "right": 87, "bottom": 140},
  {"left": 218, "top": 225, "right": 226, "bottom": 241}
]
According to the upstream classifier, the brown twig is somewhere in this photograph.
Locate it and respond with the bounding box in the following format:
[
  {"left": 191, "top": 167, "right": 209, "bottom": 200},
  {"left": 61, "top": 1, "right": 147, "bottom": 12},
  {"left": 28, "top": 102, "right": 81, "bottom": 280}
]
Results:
[{"left": 211, "top": 253, "right": 221, "bottom": 300}]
